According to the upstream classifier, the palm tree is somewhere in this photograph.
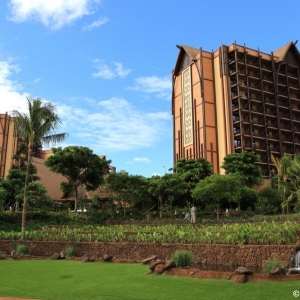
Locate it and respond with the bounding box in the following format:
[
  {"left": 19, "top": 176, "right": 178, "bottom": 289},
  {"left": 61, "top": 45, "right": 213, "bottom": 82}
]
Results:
[
  {"left": 12, "top": 97, "right": 67, "bottom": 239},
  {"left": 271, "top": 153, "right": 292, "bottom": 213}
]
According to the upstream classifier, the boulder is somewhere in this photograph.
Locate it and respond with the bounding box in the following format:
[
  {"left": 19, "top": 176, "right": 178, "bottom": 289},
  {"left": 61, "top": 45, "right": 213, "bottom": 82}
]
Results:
[
  {"left": 142, "top": 255, "right": 157, "bottom": 265},
  {"left": 164, "top": 260, "right": 176, "bottom": 270},
  {"left": 51, "top": 252, "right": 61, "bottom": 260},
  {"left": 153, "top": 264, "right": 165, "bottom": 274},
  {"left": 59, "top": 251, "right": 65, "bottom": 259},
  {"left": 286, "top": 269, "right": 300, "bottom": 275},
  {"left": 149, "top": 260, "right": 164, "bottom": 272},
  {"left": 270, "top": 267, "right": 286, "bottom": 275},
  {"left": 233, "top": 274, "right": 247, "bottom": 283},
  {"left": 234, "top": 266, "right": 252, "bottom": 275},
  {"left": 103, "top": 254, "right": 113, "bottom": 261},
  {"left": 82, "top": 254, "right": 90, "bottom": 262},
  {"left": 11, "top": 251, "right": 17, "bottom": 259}
]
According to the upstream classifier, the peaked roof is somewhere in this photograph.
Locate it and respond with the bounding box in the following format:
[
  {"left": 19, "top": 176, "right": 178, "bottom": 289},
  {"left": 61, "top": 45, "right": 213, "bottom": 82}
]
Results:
[
  {"left": 273, "top": 41, "right": 300, "bottom": 65},
  {"left": 173, "top": 44, "right": 199, "bottom": 76}
]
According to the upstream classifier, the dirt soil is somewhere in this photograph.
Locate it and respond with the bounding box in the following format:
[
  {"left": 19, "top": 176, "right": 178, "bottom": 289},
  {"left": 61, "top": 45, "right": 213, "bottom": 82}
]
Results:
[{"left": 164, "top": 267, "right": 300, "bottom": 281}]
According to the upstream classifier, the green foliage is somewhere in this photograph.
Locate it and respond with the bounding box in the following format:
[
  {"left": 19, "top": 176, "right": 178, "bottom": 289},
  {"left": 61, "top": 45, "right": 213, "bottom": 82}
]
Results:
[
  {"left": 171, "top": 158, "right": 213, "bottom": 206},
  {"left": 106, "top": 172, "right": 148, "bottom": 216},
  {"left": 65, "top": 246, "right": 76, "bottom": 257},
  {"left": 171, "top": 250, "right": 193, "bottom": 267},
  {"left": 44, "top": 146, "right": 111, "bottom": 211},
  {"left": 262, "top": 258, "right": 283, "bottom": 274},
  {"left": 15, "top": 244, "right": 30, "bottom": 255},
  {"left": 192, "top": 174, "right": 246, "bottom": 219},
  {"left": 255, "top": 197, "right": 278, "bottom": 215},
  {"left": 147, "top": 173, "right": 186, "bottom": 218},
  {"left": 256, "top": 187, "right": 284, "bottom": 214},
  {"left": 12, "top": 97, "right": 67, "bottom": 238},
  {"left": 221, "top": 151, "right": 263, "bottom": 188}
]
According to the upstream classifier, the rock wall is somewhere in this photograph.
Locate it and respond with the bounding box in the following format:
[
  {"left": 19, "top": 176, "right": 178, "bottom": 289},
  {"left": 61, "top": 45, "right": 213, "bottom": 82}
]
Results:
[{"left": 0, "top": 240, "right": 296, "bottom": 267}]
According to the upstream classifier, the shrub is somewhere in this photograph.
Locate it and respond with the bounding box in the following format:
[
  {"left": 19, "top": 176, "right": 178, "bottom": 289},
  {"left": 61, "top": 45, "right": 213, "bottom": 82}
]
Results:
[
  {"left": 0, "top": 254, "right": 5, "bottom": 260},
  {"left": 171, "top": 250, "right": 193, "bottom": 267},
  {"left": 65, "top": 246, "right": 76, "bottom": 257},
  {"left": 262, "top": 258, "right": 283, "bottom": 274},
  {"left": 16, "top": 244, "right": 30, "bottom": 255}
]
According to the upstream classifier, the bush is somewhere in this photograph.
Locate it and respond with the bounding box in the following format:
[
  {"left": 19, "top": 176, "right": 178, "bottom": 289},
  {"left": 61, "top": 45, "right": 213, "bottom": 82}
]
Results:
[
  {"left": 65, "top": 246, "right": 76, "bottom": 257},
  {"left": 16, "top": 244, "right": 30, "bottom": 255},
  {"left": 262, "top": 258, "right": 283, "bottom": 274},
  {"left": 171, "top": 250, "right": 193, "bottom": 267}
]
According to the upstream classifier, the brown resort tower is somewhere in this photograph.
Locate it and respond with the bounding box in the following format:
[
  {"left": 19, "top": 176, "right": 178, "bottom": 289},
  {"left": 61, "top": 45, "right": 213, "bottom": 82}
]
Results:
[{"left": 172, "top": 41, "right": 300, "bottom": 177}]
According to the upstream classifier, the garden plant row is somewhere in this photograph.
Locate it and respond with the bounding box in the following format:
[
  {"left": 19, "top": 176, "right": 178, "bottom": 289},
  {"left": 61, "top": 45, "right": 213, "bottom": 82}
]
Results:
[{"left": 0, "top": 221, "right": 299, "bottom": 245}]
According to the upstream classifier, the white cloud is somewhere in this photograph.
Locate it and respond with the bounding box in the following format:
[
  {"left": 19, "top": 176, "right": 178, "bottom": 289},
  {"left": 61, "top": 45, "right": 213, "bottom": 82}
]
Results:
[
  {"left": 0, "top": 59, "right": 170, "bottom": 154},
  {"left": 127, "top": 157, "right": 151, "bottom": 164},
  {"left": 128, "top": 75, "right": 171, "bottom": 99},
  {"left": 56, "top": 97, "right": 170, "bottom": 152},
  {"left": 0, "top": 60, "right": 29, "bottom": 113},
  {"left": 8, "top": 0, "right": 100, "bottom": 29},
  {"left": 92, "top": 61, "right": 131, "bottom": 79},
  {"left": 83, "top": 16, "right": 108, "bottom": 31}
]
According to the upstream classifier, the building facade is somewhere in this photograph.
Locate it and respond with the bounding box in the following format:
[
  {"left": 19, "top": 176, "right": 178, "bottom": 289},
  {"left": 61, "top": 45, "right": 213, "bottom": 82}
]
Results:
[{"left": 172, "top": 41, "right": 300, "bottom": 176}]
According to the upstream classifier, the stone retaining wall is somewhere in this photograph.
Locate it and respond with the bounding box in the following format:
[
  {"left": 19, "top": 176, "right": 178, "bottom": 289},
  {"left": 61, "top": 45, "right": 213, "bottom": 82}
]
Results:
[{"left": 0, "top": 240, "right": 296, "bottom": 267}]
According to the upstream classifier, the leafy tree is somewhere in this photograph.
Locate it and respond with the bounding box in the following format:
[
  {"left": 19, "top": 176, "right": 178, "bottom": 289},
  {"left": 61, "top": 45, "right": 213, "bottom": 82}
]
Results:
[
  {"left": 106, "top": 172, "right": 147, "bottom": 216},
  {"left": 12, "top": 97, "right": 67, "bottom": 238},
  {"left": 192, "top": 173, "right": 247, "bottom": 220},
  {"left": 271, "top": 153, "right": 292, "bottom": 213},
  {"left": 255, "top": 186, "right": 284, "bottom": 215},
  {"left": 16, "top": 182, "right": 53, "bottom": 219},
  {"left": 171, "top": 158, "right": 213, "bottom": 205},
  {"left": 44, "top": 146, "right": 111, "bottom": 212},
  {"left": 221, "top": 152, "right": 263, "bottom": 187},
  {"left": 147, "top": 173, "right": 186, "bottom": 218}
]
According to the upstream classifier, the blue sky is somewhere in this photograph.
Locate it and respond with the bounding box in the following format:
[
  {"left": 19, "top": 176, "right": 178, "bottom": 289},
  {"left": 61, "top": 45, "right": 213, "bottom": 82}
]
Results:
[{"left": 0, "top": 0, "right": 299, "bottom": 178}]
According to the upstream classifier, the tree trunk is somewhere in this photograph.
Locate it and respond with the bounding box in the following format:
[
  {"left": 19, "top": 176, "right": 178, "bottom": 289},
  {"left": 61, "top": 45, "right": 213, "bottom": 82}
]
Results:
[
  {"left": 74, "top": 186, "right": 78, "bottom": 212},
  {"left": 216, "top": 204, "right": 220, "bottom": 221},
  {"left": 159, "top": 196, "right": 163, "bottom": 219},
  {"left": 21, "top": 143, "right": 32, "bottom": 240}
]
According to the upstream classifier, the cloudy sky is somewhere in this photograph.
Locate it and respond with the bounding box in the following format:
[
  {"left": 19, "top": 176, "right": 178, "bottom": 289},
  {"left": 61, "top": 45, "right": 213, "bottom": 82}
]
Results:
[{"left": 0, "top": 0, "right": 299, "bottom": 177}]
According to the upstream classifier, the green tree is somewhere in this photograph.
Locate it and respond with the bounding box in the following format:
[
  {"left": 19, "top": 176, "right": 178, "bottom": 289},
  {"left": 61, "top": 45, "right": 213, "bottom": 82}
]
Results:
[
  {"left": 147, "top": 173, "right": 185, "bottom": 218},
  {"left": 12, "top": 97, "right": 67, "bottom": 238},
  {"left": 106, "top": 172, "right": 147, "bottom": 216},
  {"left": 171, "top": 158, "right": 213, "bottom": 205},
  {"left": 221, "top": 151, "right": 263, "bottom": 209},
  {"left": 255, "top": 186, "right": 284, "bottom": 215},
  {"left": 44, "top": 146, "right": 111, "bottom": 212},
  {"left": 221, "top": 151, "right": 263, "bottom": 187},
  {"left": 192, "top": 173, "right": 247, "bottom": 220}
]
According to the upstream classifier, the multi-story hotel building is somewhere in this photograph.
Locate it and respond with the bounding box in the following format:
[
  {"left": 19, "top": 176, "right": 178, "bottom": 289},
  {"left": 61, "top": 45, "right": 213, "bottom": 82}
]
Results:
[{"left": 172, "top": 41, "right": 300, "bottom": 177}]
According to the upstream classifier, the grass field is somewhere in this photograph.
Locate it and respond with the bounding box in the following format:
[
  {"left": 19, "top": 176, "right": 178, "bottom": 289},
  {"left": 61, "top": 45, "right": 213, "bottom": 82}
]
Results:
[{"left": 0, "top": 260, "right": 299, "bottom": 300}]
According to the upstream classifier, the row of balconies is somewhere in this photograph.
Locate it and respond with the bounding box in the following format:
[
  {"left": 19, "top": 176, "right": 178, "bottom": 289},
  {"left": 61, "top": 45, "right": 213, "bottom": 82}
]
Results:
[{"left": 229, "top": 59, "right": 299, "bottom": 78}]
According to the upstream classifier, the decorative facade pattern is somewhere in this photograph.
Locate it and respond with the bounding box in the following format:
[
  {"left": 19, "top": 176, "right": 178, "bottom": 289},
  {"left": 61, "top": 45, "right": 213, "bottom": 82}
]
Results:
[{"left": 182, "top": 67, "right": 193, "bottom": 147}]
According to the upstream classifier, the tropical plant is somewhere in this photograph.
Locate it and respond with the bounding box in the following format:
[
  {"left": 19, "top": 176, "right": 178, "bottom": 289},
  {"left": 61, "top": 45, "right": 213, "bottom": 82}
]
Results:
[
  {"left": 15, "top": 244, "right": 30, "bottom": 255},
  {"left": 12, "top": 97, "right": 67, "bottom": 239},
  {"left": 171, "top": 250, "right": 193, "bottom": 267},
  {"left": 65, "top": 246, "right": 76, "bottom": 257},
  {"left": 271, "top": 153, "right": 292, "bottom": 213},
  {"left": 261, "top": 258, "right": 284, "bottom": 274}
]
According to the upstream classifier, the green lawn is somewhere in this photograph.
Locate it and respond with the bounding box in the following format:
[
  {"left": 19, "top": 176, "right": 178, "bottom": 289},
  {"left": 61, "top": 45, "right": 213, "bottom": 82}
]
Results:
[{"left": 0, "top": 260, "right": 298, "bottom": 300}]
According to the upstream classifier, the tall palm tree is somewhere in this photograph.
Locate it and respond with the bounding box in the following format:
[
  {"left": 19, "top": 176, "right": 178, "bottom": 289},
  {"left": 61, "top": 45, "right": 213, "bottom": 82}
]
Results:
[
  {"left": 271, "top": 153, "right": 292, "bottom": 213},
  {"left": 12, "top": 97, "right": 67, "bottom": 239}
]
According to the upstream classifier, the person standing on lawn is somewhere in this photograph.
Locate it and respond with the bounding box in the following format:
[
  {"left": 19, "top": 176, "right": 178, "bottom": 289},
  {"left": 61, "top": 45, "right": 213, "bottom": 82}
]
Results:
[{"left": 191, "top": 206, "right": 196, "bottom": 224}]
